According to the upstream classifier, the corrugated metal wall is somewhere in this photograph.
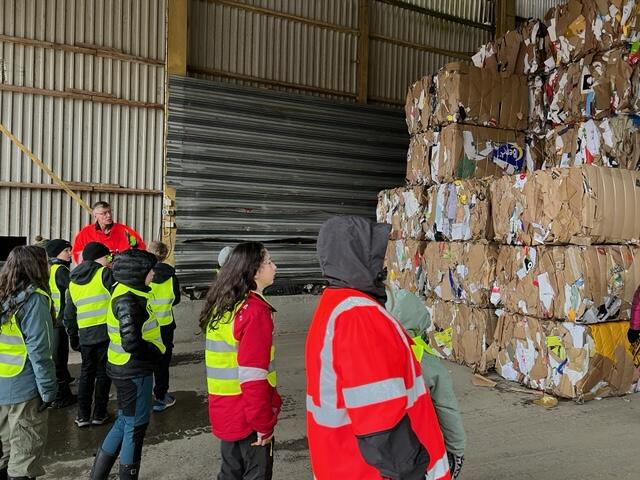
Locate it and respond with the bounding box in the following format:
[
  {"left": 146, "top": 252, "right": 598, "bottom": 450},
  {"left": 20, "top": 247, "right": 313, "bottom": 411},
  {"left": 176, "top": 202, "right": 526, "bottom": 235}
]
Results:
[
  {"left": 167, "top": 75, "right": 407, "bottom": 290},
  {"left": 0, "top": 0, "right": 166, "bottom": 245},
  {"left": 516, "top": 0, "right": 564, "bottom": 19},
  {"left": 187, "top": 0, "right": 494, "bottom": 106}
]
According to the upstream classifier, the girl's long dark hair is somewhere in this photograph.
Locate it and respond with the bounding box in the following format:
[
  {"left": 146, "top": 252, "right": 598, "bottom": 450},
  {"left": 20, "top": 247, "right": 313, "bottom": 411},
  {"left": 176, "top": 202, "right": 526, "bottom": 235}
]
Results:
[
  {"left": 199, "top": 242, "right": 266, "bottom": 331},
  {"left": 0, "top": 246, "right": 51, "bottom": 323}
]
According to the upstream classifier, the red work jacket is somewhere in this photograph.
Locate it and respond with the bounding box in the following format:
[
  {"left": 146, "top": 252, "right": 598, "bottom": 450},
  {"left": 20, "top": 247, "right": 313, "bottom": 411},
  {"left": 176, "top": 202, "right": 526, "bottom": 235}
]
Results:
[
  {"left": 72, "top": 222, "right": 145, "bottom": 263},
  {"left": 306, "top": 287, "right": 451, "bottom": 480}
]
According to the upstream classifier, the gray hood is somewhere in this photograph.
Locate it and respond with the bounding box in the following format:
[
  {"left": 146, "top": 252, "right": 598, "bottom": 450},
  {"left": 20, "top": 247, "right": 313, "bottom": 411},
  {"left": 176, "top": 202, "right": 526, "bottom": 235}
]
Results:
[
  {"left": 317, "top": 216, "right": 391, "bottom": 304},
  {"left": 385, "top": 287, "right": 431, "bottom": 337}
]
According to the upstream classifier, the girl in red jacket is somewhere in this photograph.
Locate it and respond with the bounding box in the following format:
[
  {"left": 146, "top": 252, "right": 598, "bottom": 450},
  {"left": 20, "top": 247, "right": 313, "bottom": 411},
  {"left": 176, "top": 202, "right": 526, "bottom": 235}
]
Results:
[{"left": 199, "top": 242, "right": 281, "bottom": 480}]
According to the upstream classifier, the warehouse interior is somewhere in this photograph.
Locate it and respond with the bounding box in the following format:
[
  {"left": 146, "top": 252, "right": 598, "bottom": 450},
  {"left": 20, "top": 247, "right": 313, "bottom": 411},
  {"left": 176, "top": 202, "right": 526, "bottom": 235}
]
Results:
[{"left": 2, "top": 0, "right": 640, "bottom": 478}]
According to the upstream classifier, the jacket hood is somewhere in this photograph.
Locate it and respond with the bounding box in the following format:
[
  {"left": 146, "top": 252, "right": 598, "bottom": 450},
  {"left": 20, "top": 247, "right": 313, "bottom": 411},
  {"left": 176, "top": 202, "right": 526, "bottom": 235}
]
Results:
[
  {"left": 317, "top": 216, "right": 391, "bottom": 304},
  {"left": 1, "top": 284, "right": 36, "bottom": 317},
  {"left": 50, "top": 257, "right": 71, "bottom": 269},
  {"left": 385, "top": 288, "right": 431, "bottom": 337},
  {"left": 152, "top": 262, "right": 175, "bottom": 283},
  {"left": 112, "top": 249, "right": 157, "bottom": 291},
  {"left": 70, "top": 261, "right": 104, "bottom": 285}
]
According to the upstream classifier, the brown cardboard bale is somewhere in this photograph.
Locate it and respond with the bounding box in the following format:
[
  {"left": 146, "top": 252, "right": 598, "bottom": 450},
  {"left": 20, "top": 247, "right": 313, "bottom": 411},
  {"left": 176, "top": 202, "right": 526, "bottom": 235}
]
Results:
[
  {"left": 434, "top": 63, "right": 528, "bottom": 131},
  {"left": 423, "top": 242, "right": 498, "bottom": 307},
  {"left": 423, "top": 178, "right": 492, "bottom": 241},
  {"left": 432, "top": 124, "right": 528, "bottom": 183},
  {"left": 425, "top": 299, "right": 498, "bottom": 373},
  {"left": 377, "top": 186, "right": 428, "bottom": 240},
  {"left": 384, "top": 239, "right": 427, "bottom": 294},
  {"left": 528, "top": 75, "right": 547, "bottom": 133},
  {"left": 492, "top": 245, "right": 640, "bottom": 322},
  {"left": 492, "top": 311, "right": 635, "bottom": 399},
  {"left": 544, "top": 117, "right": 640, "bottom": 170},
  {"left": 405, "top": 75, "right": 435, "bottom": 135},
  {"left": 546, "top": 48, "right": 634, "bottom": 124},
  {"left": 491, "top": 166, "right": 640, "bottom": 245},
  {"left": 406, "top": 132, "right": 436, "bottom": 185},
  {"left": 545, "top": 0, "right": 598, "bottom": 65}
]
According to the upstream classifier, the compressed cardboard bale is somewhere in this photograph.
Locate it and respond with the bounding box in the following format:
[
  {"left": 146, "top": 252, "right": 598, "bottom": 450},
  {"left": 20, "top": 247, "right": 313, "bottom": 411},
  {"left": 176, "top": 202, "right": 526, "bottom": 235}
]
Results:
[
  {"left": 423, "top": 241, "right": 498, "bottom": 307},
  {"left": 545, "top": 48, "right": 634, "bottom": 124},
  {"left": 423, "top": 178, "right": 492, "bottom": 241},
  {"left": 490, "top": 311, "right": 635, "bottom": 400},
  {"left": 432, "top": 124, "right": 529, "bottom": 183},
  {"left": 544, "top": 117, "right": 640, "bottom": 170},
  {"left": 491, "top": 165, "right": 640, "bottom": 245},
  {"left": 433, "top": 62, "right": 528, "bottom": 131},
  {"left": 405, "top": 75, "right": 435, "bottom": 135},
  {"left": 406, "top": 132, "right": 436, "bottom": 185},
  {"left": 377, "top": 186, "right": 428, "bottom": 240},
  {"left": 492, "top": 245, "right": 640, "bottom": 322},
  {"left": 384, "top": 239, "right": 427, "bottom": 294},
  {"left": 425, "top": 299, "right": 498, "bottom": 373},
  {"left": 528, "top": 75, "right": 547, "bottom": 133},
  {"left": 472, "top": 19, "right": 552, "bottom": 77}
]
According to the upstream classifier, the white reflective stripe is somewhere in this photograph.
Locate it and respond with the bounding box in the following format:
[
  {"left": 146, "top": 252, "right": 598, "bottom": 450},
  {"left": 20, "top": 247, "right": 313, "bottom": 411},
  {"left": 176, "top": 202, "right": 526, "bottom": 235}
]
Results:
[
  {"left": 77, "top": 308, "right": 109, "bottom": 320},
  {"left": 75, "top": 294, "right": 110, "bottom": 306},
  {"left": 207, "top": 366, "right": 238, "bottom": 380},
  {"left": 50, "top": 292, "right": 61, "bottom": 299},
  {"left": 142, "top": 320, "right": 159, "bottom": 332},
  {"left": 151, "top": 298, "right": 173, "bottom": 305},
  {"left": 306, "top": 395, "right": 350, "bottom": 428},
  {"left": 206, "top": 339, "right": 236, "bottom": 353},
  {"left": 408, "top": 376, "right": 427, "bottom": 407},
  {"left": 0, "top": 353, "right": 23, "bottom": 365},
  {"left": 155, "top": 311, "right": 173, "bottom": 318},
  {"left": 107, "top": 325, "right": 119, "bottom": 334},
  {"left": 0, "top": 334, "right": 23, "bottom": 345},
  {"left": 343, "top": 377, "right": 406, "bottom": 408},
  {"left": 425, "top": 454, "right": 450, "bottom": 480},
  {"left": 238, "top": 366, "right": 268, "bottom": 383},
  {"left": 109, "top": 343, "right": 126, "bottom": 354}
]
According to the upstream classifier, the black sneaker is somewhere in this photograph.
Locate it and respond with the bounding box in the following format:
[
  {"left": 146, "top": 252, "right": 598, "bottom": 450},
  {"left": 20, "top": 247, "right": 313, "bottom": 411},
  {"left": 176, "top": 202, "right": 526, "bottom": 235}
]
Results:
[
  {"left": 75, "top": 416, "right": 91, "bottom": 428},
  {"left": 91, "top": 413, "right": 111, "bottom": 426}
]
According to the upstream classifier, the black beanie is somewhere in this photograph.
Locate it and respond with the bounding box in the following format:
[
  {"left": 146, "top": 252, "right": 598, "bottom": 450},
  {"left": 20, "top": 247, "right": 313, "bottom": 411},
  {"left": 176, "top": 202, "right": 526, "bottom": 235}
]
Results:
[
  {"left": 45, "top": 239, "right": 71, "bottom": 258},
  {"left": 112, "top": 249, "right": 157, "bottom": 288},
  {"left": 83, "top": 242, "right": 111, "bottom": 262}
]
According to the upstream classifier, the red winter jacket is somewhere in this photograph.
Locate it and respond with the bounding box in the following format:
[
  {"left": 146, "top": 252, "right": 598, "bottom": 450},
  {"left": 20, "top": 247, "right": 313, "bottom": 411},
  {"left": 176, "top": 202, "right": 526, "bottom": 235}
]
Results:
[
  {"left": 72, "top": 222, "right": 145, "bottom": 264},
  {"left": 208, "top": 292, "right": 282, "bottom": 442},
  {"left": 631, "top": 286, "right": 640, "bottom": 331}
]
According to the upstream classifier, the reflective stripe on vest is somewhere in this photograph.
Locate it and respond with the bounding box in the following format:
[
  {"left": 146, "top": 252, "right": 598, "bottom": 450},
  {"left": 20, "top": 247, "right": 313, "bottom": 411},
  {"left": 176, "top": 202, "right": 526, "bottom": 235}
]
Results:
[
  {"left": 107, "top": 283, "right": 166, "bottom": 366},
  {"left": 205, "top": 301, "right": 276, "bottom": 396},
  {"left": 306, "top": 296, "right": 428, "bottom": 428},
  {"left": 48, "top": 264, "right": 64, "bottom": 317},
  {"left": 0, "top": 288, "right": 51, "bottom": 378},
  {"left": 68, "top": 267, "right": 111, "bottom": 330},
  {"left": 149, "top": 277, "right": 175, "bottom": 327}
]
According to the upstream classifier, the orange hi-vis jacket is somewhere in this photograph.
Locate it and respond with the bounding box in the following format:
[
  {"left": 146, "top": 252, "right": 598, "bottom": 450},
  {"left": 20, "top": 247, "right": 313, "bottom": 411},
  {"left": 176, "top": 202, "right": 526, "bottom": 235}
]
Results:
[{"left": 305, "top": 288, "right": 451, "bottom": 480}]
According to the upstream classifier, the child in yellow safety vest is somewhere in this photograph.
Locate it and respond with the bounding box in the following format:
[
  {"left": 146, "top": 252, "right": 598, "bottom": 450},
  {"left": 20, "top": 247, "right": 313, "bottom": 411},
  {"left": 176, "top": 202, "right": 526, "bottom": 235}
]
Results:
[
  {"left": 45, "top": 238, "right": 76, "bottom": 409},
  {"left": 63, "top": 241, "right": 115, "bottom": 428},
  {"left": 0, "top": 246, "right": 58, "bottom": 480},
  {"left": 146, "top": 241, "right": 181, "bottom": 412}
]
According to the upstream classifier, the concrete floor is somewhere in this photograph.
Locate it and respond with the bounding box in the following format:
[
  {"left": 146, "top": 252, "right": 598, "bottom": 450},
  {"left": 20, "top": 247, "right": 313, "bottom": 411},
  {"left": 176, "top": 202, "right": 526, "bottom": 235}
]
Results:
[{"left": 42, "top": 296, "right": 639, "bottom": 479}]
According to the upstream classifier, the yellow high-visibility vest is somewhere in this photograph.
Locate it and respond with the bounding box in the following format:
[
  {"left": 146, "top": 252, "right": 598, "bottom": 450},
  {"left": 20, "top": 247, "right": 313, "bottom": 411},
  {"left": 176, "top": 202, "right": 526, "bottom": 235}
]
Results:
[
  {"left": 205, "top": 294, "right": 276, "bottom": 395},
  {"left": 0, "top": 288, "right": 51, "bottom": 378},
  {"left": 68, "top": 267, "right": 111, "bottom": 329},
  {"left": 106, "top": 283, "right": 166, "bottom": 366},
  {"left": 149, "top": 277, "right": 175, "bottom": 327},
  {"left": 48, "top": 264, "right": 65, "bottom": 318}
]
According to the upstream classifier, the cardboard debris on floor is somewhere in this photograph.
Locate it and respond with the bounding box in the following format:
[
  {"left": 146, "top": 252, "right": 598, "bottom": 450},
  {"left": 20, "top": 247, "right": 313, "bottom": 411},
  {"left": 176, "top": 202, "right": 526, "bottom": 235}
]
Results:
[
  {"left": 490, "top": 165, "right": 640, "bottom": 245},
  {"left": 434, "top": 63, "right": 529, "bottom": 131},
  {"left": 377, "top": 187, "right": 428, "bottom": 240},
  {"left": 425, "top": 299, "right": 498, "bottom": 373},
  {"left": 489, "top": 310, "right": 636, "bottom": 400},
  {"left": 543, "top": 116, "right": 640, "bottom": 170},
  {"left": 423, "top": 241, "right": 498, "bottom": 306},
  {"left": 384, "top": 239, "right": 427, "bottom": 294},
  {"left": 492, "top": 245, "right": 640, "bottom": 322},
  {"left": 423, "top": 178, "right": 492, "bottom": 241}
]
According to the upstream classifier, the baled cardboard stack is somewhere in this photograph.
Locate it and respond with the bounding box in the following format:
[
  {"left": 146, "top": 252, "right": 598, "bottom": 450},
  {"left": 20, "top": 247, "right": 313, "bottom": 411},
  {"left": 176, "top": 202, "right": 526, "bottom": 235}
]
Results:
[{"left": 380, "top": 0, "right": 640, "bottom": 399}]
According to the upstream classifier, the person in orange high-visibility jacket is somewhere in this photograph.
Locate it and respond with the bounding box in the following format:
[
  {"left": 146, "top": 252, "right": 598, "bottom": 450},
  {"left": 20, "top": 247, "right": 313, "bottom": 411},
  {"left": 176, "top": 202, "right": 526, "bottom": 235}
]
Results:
[{"left": 306, "top": 216, "right": 451, "bottom": 480}]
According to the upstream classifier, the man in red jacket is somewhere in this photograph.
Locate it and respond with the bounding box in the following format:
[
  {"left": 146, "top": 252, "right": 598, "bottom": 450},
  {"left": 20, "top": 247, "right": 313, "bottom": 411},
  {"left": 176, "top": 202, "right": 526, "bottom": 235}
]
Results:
[
  {"left": 72, "top": 201, "right": 145, "bottom": 264},
  {"left": 306, "top": 216, "right": 451, "bottom": 480}
]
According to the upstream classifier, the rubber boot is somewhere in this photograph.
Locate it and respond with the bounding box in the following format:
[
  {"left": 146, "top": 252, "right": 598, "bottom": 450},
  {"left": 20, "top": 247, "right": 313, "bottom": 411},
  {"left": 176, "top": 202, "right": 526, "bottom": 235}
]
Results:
[
  {"left": 89, "top": 448, "right": 118, "bottom": 480},
  {"left": 118, "top": 463, "right": 140, "bottom": 480}
]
